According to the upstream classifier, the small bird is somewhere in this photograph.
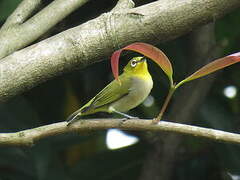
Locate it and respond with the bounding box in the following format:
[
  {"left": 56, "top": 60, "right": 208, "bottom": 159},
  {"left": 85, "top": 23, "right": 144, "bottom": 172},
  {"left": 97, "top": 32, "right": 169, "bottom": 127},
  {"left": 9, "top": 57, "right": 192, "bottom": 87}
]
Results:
[{"left": 67, "top": 56, "right": 153, "bottom": 125}]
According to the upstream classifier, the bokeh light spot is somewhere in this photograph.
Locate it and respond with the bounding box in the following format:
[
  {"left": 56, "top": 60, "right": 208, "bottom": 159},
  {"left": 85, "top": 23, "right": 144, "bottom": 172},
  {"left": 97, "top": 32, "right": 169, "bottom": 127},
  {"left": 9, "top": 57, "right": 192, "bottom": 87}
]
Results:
[
  {"left": 143, "top": 95, "right": 154, "bottom": 107},
  {"left": 106, "top": 129, "right": 139, "bottom": 150},
  {"left": 223, "top": 85, "right": 237, "bottom": 99}
]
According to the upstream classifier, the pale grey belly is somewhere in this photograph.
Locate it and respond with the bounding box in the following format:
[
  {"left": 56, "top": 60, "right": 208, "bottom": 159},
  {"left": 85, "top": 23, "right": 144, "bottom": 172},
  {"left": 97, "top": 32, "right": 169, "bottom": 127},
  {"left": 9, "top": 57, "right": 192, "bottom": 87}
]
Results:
[{"left": 110, "top": 77, "right": 153, "bottom": 112}]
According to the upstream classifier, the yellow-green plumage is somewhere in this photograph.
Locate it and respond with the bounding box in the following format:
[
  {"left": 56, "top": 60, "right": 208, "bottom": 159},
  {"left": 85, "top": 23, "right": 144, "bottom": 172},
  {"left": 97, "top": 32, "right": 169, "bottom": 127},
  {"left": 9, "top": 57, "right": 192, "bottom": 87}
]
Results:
[{"left": 67, "top": 57, "right": 153, "bottom": 125}]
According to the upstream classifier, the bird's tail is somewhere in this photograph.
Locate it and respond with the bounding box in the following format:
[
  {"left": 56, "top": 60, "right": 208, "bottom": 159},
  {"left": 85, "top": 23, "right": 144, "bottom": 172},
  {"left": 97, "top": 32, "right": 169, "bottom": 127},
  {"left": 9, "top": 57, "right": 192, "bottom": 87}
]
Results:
[
  {"left": 66, "top": 109, "right": 82, "bottom": 126},
  {"left": 66, "top": 101, "right": 94, "bottom": 126}
]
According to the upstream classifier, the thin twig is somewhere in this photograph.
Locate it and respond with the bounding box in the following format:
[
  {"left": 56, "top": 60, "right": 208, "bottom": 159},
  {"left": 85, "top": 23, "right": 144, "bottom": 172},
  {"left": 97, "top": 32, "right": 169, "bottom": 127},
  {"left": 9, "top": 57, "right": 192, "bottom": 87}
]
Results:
[
  {"left": 1, "top": 119, "right": 240, "bottom": 146},
  {"left": 154, "top": 86, "right": 176, "bottom": 123}
]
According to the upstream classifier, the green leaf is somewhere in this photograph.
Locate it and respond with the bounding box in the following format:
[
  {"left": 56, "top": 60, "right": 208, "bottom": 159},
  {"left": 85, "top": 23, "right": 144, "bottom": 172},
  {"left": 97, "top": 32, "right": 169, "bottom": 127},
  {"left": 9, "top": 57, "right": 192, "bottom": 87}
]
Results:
[{"left": 0, "top": 0, "right": 22, "bottom": 22}]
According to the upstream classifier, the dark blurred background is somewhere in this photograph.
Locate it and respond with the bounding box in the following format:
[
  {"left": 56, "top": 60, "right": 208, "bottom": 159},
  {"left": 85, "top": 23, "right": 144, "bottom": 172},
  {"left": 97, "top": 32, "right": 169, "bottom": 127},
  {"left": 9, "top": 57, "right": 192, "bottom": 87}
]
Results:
[{"left": 0, "top": 0, "right": 240, "bottom": 179}]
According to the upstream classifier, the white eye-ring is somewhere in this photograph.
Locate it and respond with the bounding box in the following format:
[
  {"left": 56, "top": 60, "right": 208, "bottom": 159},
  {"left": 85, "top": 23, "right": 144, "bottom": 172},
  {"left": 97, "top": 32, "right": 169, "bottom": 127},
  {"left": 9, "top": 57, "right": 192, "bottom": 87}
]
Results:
[{"left": 130, "top": 60, "right": 137, "bottom": 67}]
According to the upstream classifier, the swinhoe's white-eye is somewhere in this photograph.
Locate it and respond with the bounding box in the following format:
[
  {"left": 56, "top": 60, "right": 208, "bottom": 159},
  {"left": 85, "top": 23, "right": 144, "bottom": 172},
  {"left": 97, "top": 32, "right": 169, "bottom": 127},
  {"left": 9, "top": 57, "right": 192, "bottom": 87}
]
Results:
[{"left": 67, "top": 56, "right": 153, "bottom": 125}]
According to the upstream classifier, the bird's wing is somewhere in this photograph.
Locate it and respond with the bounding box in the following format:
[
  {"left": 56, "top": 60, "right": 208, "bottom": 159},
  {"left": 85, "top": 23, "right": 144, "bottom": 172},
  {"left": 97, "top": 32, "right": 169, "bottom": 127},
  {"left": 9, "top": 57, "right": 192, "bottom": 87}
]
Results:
[
  {"left": 67, "top": 74, "right": 131, "bottom": 123},
  {"left": 90, "top": 74, "right": 131, "bottom": 109}
]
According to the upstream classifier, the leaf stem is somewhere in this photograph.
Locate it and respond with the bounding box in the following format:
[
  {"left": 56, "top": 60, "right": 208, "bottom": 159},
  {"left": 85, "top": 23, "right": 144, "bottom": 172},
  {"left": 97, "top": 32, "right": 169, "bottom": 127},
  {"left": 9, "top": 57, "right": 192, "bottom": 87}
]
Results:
[
  {"left": 153, "top": 85, "right": 176, "bottom": 123},
  {"left": 174, "top": 80, "right": 186, "bottom": 89}
]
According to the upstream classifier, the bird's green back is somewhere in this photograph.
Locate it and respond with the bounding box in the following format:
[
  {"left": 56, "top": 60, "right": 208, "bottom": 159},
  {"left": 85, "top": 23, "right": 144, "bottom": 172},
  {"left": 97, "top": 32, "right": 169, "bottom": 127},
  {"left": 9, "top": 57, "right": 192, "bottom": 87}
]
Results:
[{"left": 79, "top": 73, "right": 131, "bottom": 115}]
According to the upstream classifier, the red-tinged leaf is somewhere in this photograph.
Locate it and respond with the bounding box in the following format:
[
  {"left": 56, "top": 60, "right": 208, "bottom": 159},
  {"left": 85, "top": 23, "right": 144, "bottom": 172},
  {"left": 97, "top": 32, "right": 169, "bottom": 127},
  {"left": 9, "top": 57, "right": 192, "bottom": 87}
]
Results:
[
  {"left": 179, "top": 52, "right": 240, "bottom": 85},
  {"left": 111, "top": 49, "right": 122, "bottom": 82},
  {"left": 111, "top": 42, "right": 173, "bottom": 83}
]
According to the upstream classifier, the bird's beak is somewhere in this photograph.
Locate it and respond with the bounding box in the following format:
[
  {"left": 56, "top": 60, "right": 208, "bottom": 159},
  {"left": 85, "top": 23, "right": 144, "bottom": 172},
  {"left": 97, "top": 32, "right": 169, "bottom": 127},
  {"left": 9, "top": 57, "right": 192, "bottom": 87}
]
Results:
[{"left": 138, "top": 57, "right": 147, "bottom": 63}]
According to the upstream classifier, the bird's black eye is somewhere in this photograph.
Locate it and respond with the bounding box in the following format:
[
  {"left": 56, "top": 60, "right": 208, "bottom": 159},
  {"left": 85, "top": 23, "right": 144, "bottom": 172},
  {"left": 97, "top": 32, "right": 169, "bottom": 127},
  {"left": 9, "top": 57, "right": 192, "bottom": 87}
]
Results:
[{"left": 130, "top": 60, "right": 137, "bottom": 67}]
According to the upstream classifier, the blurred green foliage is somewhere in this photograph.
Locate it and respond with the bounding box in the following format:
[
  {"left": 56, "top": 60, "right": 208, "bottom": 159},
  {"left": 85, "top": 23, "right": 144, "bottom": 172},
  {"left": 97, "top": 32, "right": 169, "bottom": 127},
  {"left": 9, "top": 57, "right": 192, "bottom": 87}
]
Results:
[
  {"left": 0, "top": 0, "right": 22, "bottom": 21},
  {"left": 0, "top": 0, "right": 240, "bottom": 180}
]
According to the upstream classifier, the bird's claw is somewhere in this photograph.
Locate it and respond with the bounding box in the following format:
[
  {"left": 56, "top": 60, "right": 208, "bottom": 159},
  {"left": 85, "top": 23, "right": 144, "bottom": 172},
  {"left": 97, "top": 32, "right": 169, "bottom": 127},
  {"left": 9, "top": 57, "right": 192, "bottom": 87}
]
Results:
[{"left": 124, "top": 115, "right": 138, "bottom": 119}]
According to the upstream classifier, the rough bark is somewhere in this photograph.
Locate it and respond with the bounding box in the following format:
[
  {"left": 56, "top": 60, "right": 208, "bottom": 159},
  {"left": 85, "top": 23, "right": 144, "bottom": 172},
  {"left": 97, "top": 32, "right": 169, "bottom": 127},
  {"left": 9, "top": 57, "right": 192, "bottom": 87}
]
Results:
[{"left": 0, "top": 0, "right": 239, "bottom": 102}]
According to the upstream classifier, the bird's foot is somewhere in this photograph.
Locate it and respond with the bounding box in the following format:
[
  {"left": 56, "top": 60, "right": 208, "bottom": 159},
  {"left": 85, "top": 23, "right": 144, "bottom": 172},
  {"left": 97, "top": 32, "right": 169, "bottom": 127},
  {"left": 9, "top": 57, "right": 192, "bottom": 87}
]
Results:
[
  {"left": 152, "top": 118, "right": 160, "bottom": 124},
  {"left": 117, "top": 116, "right": 139, "bottom": 126},
  {"left": 124, "top": 114, "right": 138, "bottom": 119},
  {"left": 118, "top": 118, "right": 127, "bottom": 126},
  {"left": 112, "top": 109, "right": 138, "bottom": 119}
]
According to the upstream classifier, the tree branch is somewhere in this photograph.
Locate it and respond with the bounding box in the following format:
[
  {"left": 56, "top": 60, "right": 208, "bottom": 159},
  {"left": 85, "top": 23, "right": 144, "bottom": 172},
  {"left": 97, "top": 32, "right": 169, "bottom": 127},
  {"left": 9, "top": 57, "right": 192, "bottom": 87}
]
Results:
[
  {"left": 0, "top": 0, "right": 89, "bottom": 59},
  {"left": 1, "top": 119, "right": 240, "bottom": 146},
  {"left": 0, "top": 0, "right": 239, "bottom": 103},
  {"left": 112, "top": 0, "right": 135, "bottom": 11},
  {"left": 1, "top": 0, "right": 42, "bottom": 29}
]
